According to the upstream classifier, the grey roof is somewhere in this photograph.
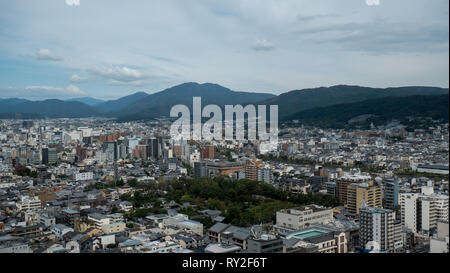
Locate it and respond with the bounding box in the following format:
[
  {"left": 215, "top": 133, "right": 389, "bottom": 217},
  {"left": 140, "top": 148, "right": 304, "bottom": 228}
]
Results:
[
  {"left": 213, "top": 216, "right": 225, "bottom": 222},
  {"left": 208, "top": 223, "right": 229, "bottom": 233},
  {"left": 303, "top": 233, "right": 335, "bottom": 244},
  {"left": 119, "top": 239, "right": 142, "bottom": 247},
  {"left": 284, "top": 237, "right": 301, "bottom": 249},
  {"left": 223, "top": 226, "right": 251, "bottom": 241}
]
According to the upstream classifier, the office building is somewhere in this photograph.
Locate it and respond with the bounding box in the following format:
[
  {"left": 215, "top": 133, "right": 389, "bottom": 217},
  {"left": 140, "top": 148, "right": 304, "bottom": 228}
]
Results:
[
  {"left": 42, "top": 147, "right": 57, "bottom": 165},
  {"left": 274, "top": 205, "right": 334, "bottom": 233},
  {"left": 383, "top": 178, "right": 399, "bottom": 210},
  {"left": 247, "top": 234, "right": 283, "bottom": 253}
]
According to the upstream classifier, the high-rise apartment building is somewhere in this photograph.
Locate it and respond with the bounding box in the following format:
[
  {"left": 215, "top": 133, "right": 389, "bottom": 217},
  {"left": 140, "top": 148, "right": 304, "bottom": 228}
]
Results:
[
  {"left": 245, "top": 159, "right": 262, "bottom": 181},
  {"left": 400, "top": 183, "right": 449, "bottom": 234},
  {"left": 201, "top": 145, "right": 215, "bottom": 160},
  {"left": 383, "top": 178, "right": 399, "bottom": 210},
  {"left": 102, "top": 142, "right": 117, "bottom": 161},
  {"left": 257, "top": 168, "right": 273, "bottom": 183},
  {"left": 336, "top": 173, "right": 372, "bottom": 206},
  {"left": 346, "top": 181, "right": 382, "bottom": 215},
  {"left": 359, "top": 206, "right": 402, "bottom": 252}
]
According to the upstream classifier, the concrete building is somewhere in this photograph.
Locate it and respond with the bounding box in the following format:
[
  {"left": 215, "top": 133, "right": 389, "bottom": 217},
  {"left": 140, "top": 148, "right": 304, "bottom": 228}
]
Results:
[
  {"left": 430, "top": 221, "right": 449, "bottom": 253},
  {"left": 16, "top": 196, "right": 41, "bottom": 211},
  {"left": 207, "top": 223, "right": 251, "bottom": 250},
  {"left": 400, "top": 183, "right": 449, "bottom": 234},
  {"left": 245, "top": 159, "right": 262, "bottom": 181},
  {"left": 274, "top": 205, "right": 334, "bottom": 233},
  {"left": 346, "top": 181, "right": 382, "bottom": 216},
  {"left": 39, "top": 213, "right": 56, "bottom": 227},
  {"left": 42, "top": 147, "right": 57, "bottom": 165},
  {"left": 257, "top": 168, "right": 274, "bottom": 184},
  {"left": 74, "top": 172, "right": 94, "bottom": 181},
  {"left": 247, "top": 234, "right": 283, "bottom": 253},
  {"left": 383, "top": 178, "right": 399, "bottom": 210},
  {"left": 416, "top": 164, "right": 449, "bottom": 175},
  {"left": 205, "top": 243, "right": 241, "bottom": 253},
  {"left": 102, "top": 222, "right": 126, "bottom": 234},
  {"left": 51, "top": 224, "right": 74, "bottom": 240},
  {"left": 161, "top": 214, "right": 204, "bottom": 236},
  {"left": 359, "top": 206, "right": 402, "bottom": 252},
  {"left": 336, "top": 173, "right": 372, "bottom": 206},
  {"left": 285, "top": 228, "right": 347, "bottom": 253}
]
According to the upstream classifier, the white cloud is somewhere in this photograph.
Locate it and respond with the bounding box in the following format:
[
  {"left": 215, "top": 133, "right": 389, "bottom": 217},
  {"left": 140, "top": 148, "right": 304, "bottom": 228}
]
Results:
[
  {"left": 24, "top": 85, "right": 86, "bottom": 97},
  {"left": 92, "top": 66, "right": 149, "bottom": 82},
  {"left": 35, "top": 48, "right": 63, "bottom": 61},
  {"left": 65, "top": 0, "right": 80, "bottom": 6},
  {"left": 107, "top": 80, "right": 146, "bottom": 87},
  {"left": 70, "top": 74, "right": 89, "bottom": 83},
  {"left": 252, "top": 39, "right": 275, "bottom": 51},
  {"left": 365, "top": 0, "right": 381, "bottom": 6},
  {"left": 0, "top": 85, "right": 86, "bottom": 99}
]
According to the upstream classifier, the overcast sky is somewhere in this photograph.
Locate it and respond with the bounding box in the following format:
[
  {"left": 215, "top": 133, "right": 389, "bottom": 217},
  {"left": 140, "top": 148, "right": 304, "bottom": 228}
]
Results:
[{"left": 0, "top": 0, "right": 448, "bottom": 100}]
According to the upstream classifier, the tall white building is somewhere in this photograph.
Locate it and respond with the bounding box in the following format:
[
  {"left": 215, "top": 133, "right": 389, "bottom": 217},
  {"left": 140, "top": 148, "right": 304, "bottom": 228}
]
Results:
[{"left": 400, "top": 183, "right": 449, "bottom": 234}]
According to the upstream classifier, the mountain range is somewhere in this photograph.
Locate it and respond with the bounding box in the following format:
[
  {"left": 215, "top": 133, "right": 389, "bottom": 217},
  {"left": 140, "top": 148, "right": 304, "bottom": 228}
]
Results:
[
  {"left": 283, "top": 94, "right": 449, "bottom": 128},
  {"left": 0, "top": 83, "right": 448, "bottom": 125}
]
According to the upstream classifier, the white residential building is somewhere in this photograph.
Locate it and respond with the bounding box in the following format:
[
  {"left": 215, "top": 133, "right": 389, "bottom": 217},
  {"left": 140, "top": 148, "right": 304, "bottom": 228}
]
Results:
[
  {"left": 400, "top": 183, "right": 449, "bottom": 234},
  {"left": 16, "top": 196, "right": 41, "bottom": 211},
  {"left": 51, "top": 224, "right": 74, "bottom": 240},
  {"left": 74, "top": 172, "right": 94, "bottom": 181}
]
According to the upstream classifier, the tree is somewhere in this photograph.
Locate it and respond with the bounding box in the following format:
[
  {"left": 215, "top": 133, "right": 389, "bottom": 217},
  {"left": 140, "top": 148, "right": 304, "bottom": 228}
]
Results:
[
  {"left": 116, "top": 179, "right": 125, "bottom": 187},
  {"left": 128, "top": 178, "right": 139, "bottom": 187}
]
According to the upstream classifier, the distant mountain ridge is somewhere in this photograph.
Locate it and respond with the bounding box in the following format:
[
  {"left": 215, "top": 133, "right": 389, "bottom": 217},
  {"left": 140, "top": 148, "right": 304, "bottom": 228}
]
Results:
[
  {"left": 113, "top": 82, "right": 276, "bottom": 121},
  {"left": 283, "top": 94, "right": 449, "bottom": 128},
  {"left": 0, "top": 99, "right": 99, "bottom": 118},
  {"left": 0, "top": 83, "right": 448, "bottom": 121},
  {"left": 260, "top": 85, "right": 449, "bottom": 119},
  {"left": 96, "top": 92, "right": 149, "bottom": 113},
  {"left": 67, "top": 97, "right": 105, "bottom": 106}
]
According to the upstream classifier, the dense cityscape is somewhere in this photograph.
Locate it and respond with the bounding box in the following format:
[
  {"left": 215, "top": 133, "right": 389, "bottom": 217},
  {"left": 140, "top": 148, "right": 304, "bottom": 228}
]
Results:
[
  {"left": 0, "top": 1, "right": 449, "bottom": 266},
  {"left": 0, "top": 117, "right": 448, "bottom": 253}
]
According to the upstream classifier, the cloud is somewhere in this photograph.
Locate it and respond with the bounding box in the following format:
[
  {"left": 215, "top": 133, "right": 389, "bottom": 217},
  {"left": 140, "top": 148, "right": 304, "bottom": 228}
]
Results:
[
  {"left": 365, "top": 0, "right": 381, "bottom": 6},
  {"left": 0, "top": 85, "right": 86, "bottom": 99},
  {"left": 35, "top": 48, "right": 63, "bottom": 61},
  {"left": 65, "top": 0, "right": 80, "bottom": 6},
  {"left": 296, "top": 14, "right": 337, "bottom": 23},
  {"left": 25, "top": 85, "right": 85, "bottom": 95},
  {"left": 92, "top": 66, "right": 150, "bottom": 82},
  {"left": 107, "top": 80, "right": 147, "bottom": 87},
  {"left": 252, "top": 39, "right": 275, "bottom": 51},
  {"left": 70, "top": 74, "right": 89, "bottom": 83},
  {"left": 294, "top": 20, "right": 449, "bottom": 54}
]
